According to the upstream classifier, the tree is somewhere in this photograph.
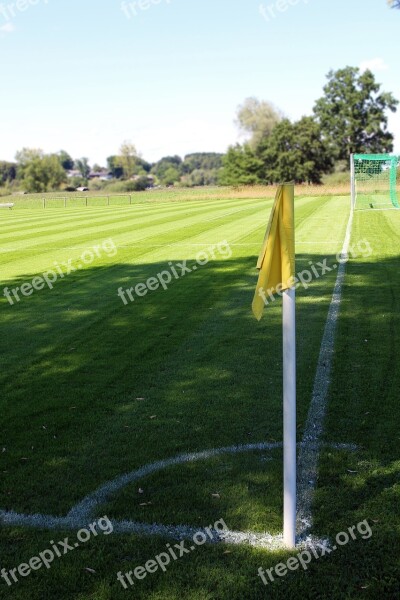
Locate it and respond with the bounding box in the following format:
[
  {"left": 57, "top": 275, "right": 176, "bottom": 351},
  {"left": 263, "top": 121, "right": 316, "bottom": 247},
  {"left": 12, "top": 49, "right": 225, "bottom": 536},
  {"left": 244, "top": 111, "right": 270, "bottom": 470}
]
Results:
[
  {"left": 257, "top": 117, "right": 334, "bottom": 184},
  {"left": 130, "top": 176, "right": 149, "bottom": 191},
  {"left": 15, "top": 149, "right": 67, "bottom": 193},
  {"left": 75, "top": 157, "right": 91, "bottom": 181},
  {"left": 15, "top": 148, "right": 43, "bottom": 166},
  {"left": 136, "top": 157, "right": 152, "bottom": 173},
  {"left": 181, "top": 153, "right": 224, "bottom": 174},
  {"left": 162, "top": 167, "right": 181, "bottom": 186},
  {"left": 108, "top": 151, "right": 150, "bottom": 180},
  {"left": 236, "top": 97, "right": 283, "bottom": 149},
  {"left": 107, "top": 156, "right": 124, "bottom": 179},
  {"left": 219, "top": 144, "right": 264, "bottom": 186},
  {"left": 0, "top": 161, "right": 17, "bottom": 184},
  {"left": 58, "top": 150, "right": 74, "bottom": 171},
  {"left": 182, "top": 168, "right": 221, "bottom": 187},
  {"left": 120, "top": 141, "right": 139, "bottom": 180},
  {"left": 388, "top": 0, "right": 400, "bottom": 8},
  {"left": 180, "top": 153, "right": 224, "bottom": 187},
  {"left": 220, "top": 117, "right": 333, "bottom": 186},
  {"left": 313, "top": 66, "right": 398, "bottom": 160},
  {"left": 151, "top": 156, "right": 182, "bottom": 184}
]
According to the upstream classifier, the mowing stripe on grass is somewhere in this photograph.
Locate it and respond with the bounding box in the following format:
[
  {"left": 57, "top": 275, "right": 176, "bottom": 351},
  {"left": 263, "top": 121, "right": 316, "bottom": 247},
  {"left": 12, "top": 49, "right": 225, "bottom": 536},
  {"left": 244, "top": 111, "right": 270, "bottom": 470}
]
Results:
[{"left": 296, "top": 208, "right": 354, "bottom": 539}]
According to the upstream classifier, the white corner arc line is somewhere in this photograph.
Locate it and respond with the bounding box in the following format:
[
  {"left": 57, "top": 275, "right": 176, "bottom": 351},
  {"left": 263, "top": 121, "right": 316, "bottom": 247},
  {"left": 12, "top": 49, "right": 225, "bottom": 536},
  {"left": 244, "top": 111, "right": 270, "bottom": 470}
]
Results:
[
  {"left": 0, "top": 442, "right": 356, "bottom": 549},
  {"left": 68, "top": 443, "right": 282, "bottom": 522}
]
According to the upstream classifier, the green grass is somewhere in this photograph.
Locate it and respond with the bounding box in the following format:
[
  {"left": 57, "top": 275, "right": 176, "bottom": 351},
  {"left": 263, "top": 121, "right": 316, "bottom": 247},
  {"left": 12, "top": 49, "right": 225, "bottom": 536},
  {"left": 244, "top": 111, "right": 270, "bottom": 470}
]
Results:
[
  {"left": 355, "top": 193, "right": 397, "bottom": 211},
  {"left": 0, "top": 192, "right": 399, "bottom": 599}
]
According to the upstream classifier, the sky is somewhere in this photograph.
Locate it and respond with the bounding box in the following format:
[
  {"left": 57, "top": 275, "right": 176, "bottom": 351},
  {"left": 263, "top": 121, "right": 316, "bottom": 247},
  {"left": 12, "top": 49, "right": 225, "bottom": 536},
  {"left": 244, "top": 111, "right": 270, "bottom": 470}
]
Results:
[{"left": 0, "top": 0, "right": 399, "bottom": 166}]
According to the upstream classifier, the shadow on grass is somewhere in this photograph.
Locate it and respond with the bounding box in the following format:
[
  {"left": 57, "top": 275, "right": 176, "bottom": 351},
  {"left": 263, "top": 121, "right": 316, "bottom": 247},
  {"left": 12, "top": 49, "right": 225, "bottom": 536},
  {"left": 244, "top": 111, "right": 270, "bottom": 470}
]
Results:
[
  {"left": 0, "top": 252, "right": 398, "bottom": 520},
  {"left": 0, "top": 252, "right": 336, "bottom": 514},
  {"left": 0, "top": 251, "right": 399, "bottom": 598}
]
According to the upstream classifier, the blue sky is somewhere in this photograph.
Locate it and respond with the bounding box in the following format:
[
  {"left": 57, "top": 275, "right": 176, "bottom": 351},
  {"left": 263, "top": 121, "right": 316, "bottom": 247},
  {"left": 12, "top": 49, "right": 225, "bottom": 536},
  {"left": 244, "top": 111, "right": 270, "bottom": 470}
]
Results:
[{"left": 1, "top": 0, "right": 399, "bottom": 165}]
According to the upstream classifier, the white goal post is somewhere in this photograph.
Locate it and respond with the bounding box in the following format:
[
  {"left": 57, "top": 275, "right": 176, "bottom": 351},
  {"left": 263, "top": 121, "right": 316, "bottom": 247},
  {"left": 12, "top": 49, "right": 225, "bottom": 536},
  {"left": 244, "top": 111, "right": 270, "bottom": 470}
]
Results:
[{"left": 351, "top": 153, "right": 400, "bottom": 211}]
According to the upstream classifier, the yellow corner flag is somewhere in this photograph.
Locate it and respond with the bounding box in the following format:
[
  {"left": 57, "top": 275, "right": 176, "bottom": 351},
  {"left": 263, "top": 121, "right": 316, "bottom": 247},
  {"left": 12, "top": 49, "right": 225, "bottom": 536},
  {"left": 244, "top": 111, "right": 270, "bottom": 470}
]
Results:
[{"left": 252, "top": 184, "right": 295, "bottom": 321}]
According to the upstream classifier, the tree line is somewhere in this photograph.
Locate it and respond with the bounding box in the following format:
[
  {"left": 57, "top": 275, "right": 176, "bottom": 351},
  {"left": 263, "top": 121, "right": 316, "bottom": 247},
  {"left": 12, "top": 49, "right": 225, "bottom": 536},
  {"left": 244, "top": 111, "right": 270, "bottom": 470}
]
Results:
[
  {"left": 0, "top": 145, "right": 224, "bottom": 194},
  {"left": 0, "top": 66, "right": 397, "bottom": 193},
  {"left": 221, "top": 66, "right": 398, "bottom": 185}
]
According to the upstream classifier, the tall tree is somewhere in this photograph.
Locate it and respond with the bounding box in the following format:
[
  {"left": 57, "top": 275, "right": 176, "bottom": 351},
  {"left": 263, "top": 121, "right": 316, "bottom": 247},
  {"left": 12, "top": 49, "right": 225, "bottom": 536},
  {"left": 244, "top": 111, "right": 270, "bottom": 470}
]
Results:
[
  {"left": 313, "top": 66, "right": 398, "bottom": 160},
  {"left": 119, "top": 141, "right": 139, "bottom": 180},
  {"left": 15, "top": 148, "right": 43, "bottom": 166},
  {"left": 75, "top": 157, "right": 91, "bottom": 181},
  {"left": 236, "top": 97, "right": 283, "bottom": 149},
  {"left": 257, "top": 117, "right": 334, "bottom": 184},
  {"left": 220, "top": 117, "right": 333, "bottom": 185},
  {"left": 58, "top": 150, "right": 74, "bottom": 171},
  {"left": 107, "top": 156, "right": 124, "bottom": 179}
]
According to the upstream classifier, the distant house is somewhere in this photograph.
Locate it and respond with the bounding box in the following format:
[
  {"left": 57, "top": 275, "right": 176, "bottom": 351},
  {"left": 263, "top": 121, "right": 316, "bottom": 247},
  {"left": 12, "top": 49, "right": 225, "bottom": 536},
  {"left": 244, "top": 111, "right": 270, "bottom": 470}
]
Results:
[
  {"left": 67, "top": 170, "right": 114, "bottom": 182},
  {"left": 89, "top": 171, "right": 113, "bottom": 181}
]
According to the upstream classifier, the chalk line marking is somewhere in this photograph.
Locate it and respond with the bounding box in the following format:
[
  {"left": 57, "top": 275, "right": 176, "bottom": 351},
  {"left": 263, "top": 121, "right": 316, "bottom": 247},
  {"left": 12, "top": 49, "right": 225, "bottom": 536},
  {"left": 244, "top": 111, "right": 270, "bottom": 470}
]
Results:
[
  {"left": 0, "top": 442, "right": 356, "bottom": 549},
  {"left": 297, "top": 208, "right": 354, "bottom": 537}
]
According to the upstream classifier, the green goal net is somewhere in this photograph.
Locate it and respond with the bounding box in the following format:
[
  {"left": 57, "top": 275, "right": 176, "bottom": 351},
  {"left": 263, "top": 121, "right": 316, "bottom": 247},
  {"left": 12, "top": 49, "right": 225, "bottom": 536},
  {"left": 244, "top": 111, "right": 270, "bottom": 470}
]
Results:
[{"left": 351, "top": 154, "right": 400, "bottom": 210}]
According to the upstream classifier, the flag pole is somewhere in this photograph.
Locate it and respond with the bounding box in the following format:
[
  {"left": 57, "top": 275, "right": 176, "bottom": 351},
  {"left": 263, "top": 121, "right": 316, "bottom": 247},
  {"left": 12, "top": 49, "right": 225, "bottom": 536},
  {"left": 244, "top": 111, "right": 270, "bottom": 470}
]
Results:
[
  {"left": 283, "top": 285, "right": 296, "bottom": 548},
  {"left": 251, "top": 182, "right": 296, "bottom": 547}
]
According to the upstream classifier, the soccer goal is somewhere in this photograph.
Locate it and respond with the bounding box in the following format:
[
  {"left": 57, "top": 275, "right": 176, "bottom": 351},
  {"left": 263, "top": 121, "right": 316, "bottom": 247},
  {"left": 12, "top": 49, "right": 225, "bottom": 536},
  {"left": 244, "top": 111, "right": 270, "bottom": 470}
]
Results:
[{"left": 351, "top": 154, "right": 400, "bottom": 210}]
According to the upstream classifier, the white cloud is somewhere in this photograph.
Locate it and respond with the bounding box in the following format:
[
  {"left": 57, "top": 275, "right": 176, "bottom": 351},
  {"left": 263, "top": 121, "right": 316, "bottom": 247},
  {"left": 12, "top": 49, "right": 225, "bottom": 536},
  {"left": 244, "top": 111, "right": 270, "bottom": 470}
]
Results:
[
  {"left": 359, "top": 58, "right": 389, "bottom": 73},
  {"left": 0, "top": 22, "right": 15, "bottom": 33}
]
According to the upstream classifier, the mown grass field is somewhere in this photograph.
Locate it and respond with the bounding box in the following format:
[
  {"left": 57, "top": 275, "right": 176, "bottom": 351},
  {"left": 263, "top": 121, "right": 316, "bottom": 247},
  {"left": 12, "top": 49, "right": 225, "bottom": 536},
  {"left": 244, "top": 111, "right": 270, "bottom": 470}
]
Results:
[{"left": 0, "top": 190, "right": 399, "bottom": 599}]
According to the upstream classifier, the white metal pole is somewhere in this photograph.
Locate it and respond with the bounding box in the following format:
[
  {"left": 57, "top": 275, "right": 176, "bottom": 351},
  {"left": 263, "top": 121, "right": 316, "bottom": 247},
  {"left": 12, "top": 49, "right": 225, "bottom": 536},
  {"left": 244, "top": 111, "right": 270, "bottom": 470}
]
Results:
[{"left": 283, "top": 286, "right": 296, "bottom": 548}]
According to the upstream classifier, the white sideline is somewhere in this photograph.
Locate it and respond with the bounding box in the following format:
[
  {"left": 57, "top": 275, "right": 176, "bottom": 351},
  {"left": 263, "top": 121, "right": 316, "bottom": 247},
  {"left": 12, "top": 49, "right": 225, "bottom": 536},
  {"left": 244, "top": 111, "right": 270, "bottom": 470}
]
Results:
[{"left": 297, "top": 208, "right": 354, "bottom": 536}]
